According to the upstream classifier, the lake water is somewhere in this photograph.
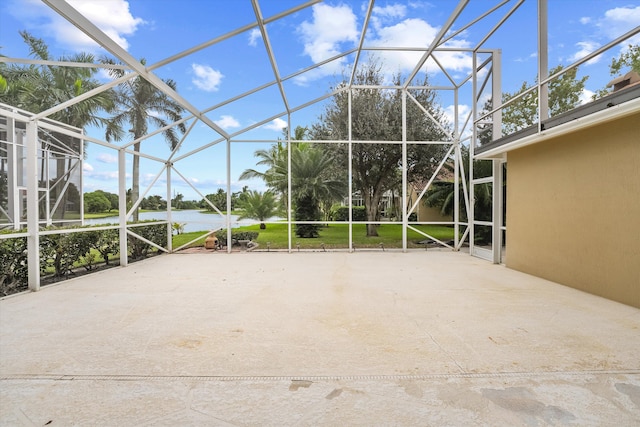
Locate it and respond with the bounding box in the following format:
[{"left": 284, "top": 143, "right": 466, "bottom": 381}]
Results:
[{"left": 84, "top": 210, "right": 279, "bottom": 233}]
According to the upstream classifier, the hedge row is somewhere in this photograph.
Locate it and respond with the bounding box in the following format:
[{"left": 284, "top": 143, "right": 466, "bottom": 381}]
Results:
[
  {"left": 214, "top": 229, "right": 259, "bottom": 247},
  {"left": 0, "top": 222, "right": 167, "bottom": 296},
  {"left": 329, "top": 206, "right": 417, "bottom": 222},
  {"left": 329, "top": 206, "right": 367, "bottom": 221}
]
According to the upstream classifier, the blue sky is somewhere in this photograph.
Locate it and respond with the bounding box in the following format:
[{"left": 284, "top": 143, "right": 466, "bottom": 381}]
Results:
[{"left": 1, "top": 0, "right": 639, "bottom": 201}]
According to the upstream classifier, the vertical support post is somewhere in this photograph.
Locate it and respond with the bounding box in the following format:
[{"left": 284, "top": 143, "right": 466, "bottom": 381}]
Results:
[
  {"left": 45, "top": 145, "right": 51, "bottom": 226},
  {"left": 492, "top": 50, "right": 503, "bottom": 140},
  {"left": 401, "top": 90, "right": 408, "bottom": 252},
  {"left": 166, "top": 163, "right": 173, "bottom": 253},
  {"left": 492, "top": 49, "right": 504, "bottom": 264},
  {"left": 7, "top": 115, "right": 18, "bottom": 229},
  {"left": 453, "top": 87, "right": 460, "bottom": 249},
  {"left": 118, "top": 148, "right": 128, "bottom": 267},
  {"left": 538, "top": 0, "right": 549, "bottom": 125},
  {"left": 226, "top": 138, "right": 232, "bottom": 253},
  {"left": 492, "top": 159, "right": 503, "bottom": 264},
  {"left": 79, "top": 131, "right": 85, "bottom": 226},
  {"left": 454, "top": 143, "right": 460, "bottom": 249},
  {"left": 286, "top": 119, "right": 292, "bottom": 253},
  {"left": 348, "top": 91, "right": 353, "bottom": 252},
  {"left": 26, "top": 121, "right": 40, "bottom": 291},
  {"left": 469, "top": 51, "right": 477, "bottom": 256}
]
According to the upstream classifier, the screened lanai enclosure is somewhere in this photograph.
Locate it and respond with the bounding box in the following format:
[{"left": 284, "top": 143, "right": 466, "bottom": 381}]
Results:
[{"left": 1, "top": 0, "right": 638, "bottom": 293}]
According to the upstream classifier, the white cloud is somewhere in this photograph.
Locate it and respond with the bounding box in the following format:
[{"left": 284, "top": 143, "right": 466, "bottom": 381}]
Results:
[
  {"left": 596, "top": 6, "right": 640, "bottom": 45},
  {"left": 579, "top": 88, "right": 595, "bottom": 105},
  {"left": 373, "top": 4, "right": 407, "bottom": 19},
  {"left": 97, "top": 153, "right": 118, "bottom": 163},
  {"left": 68, "top": 0, "right": 144, "bottom": 49},
  {"left": 444, "top": 103, "right": 471, "bottom": 137},
  {"left": 86, "top": 171, "right": 123, "bottom": 181},
  {"left": 248, "top": 28, "right": 261, "bottom": 47},
  {"left": 9, "top": 0, "right": 144, "bottom": 51},
  {"left": 568, "top": 41, "right": 602, "bottom": 65},
  {"left": 191, "top": 64, "right": 224, "bottom": 92},
  {"left": 83, "top": 162, "right": 94, "bottom": 172},
  {"left": 579, "top": 17, "right": 591, "bottom": 25},
  {"left": 263, "top": 118, "right": 287, "bottom": 132},
  {"left": 600, "top": 6, "right": 640, "bottom": 37},
  {"left": 296, "top": 3, "right": 358, "bottom": 82},
  {"left": 367, "top": 18, "right": 472, "bottom": 77},
  {"left": 300, "top": 4, "right": 358, "bottom": 62},
  {"left": 214, "top": 115, "right": 240, "bottom": 129}
]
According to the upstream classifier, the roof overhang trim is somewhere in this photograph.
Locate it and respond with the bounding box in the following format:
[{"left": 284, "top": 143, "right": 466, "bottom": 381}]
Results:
[{"left": 476, "top": 97, "right": 640, "bottom": 160}]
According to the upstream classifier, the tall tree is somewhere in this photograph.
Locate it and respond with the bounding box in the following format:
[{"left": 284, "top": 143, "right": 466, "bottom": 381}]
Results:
[
  {"left": 171, "top": 193, "right": 184, "bottom": 210},
  {"left": 201, "top": 188, "right": 228, "bottom": 212},
  {"left": 239, "top": 140, "right": 288, "bottom": 207},
  {"left": 1, "top": 31, "right": 117, "bottom": 219},
  {"left": 239, "top": 125, "right": 310, "bottom": 212},
  {"left": 502, "top": 64, "right": 588, "bottom": 134},
  {"left": 310, "top": 61, "right": 449, "bottom": 236},
  {"left": 424, "top": 147, "right": 493, "bottom": 220},
  {"left": 290, "top": 145, "right": 345, "bottom": 238},
  {"left": 610, "top": 44, "right": 640, "bottom": 75},
  {"left": 0, "top": 31, "right": 115, "bottom": 127},
  {"left": 102, "top": 58, "right": 186, "bottom": 221},
  {"left": 592, "top": 44, "right": 640, "bottom": 100}
]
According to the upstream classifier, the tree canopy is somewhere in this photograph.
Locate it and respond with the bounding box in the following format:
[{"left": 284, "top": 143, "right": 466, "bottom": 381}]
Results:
[
  {"left": 502, "top": 64, "right": 588, "bottom": 134},
  {"left": 102, "top": 58, "right": 186, "bottom": 221},
  {"left": 0, "top": 31, "right": 115, "bottom": 129},
  {"left": 310, "top": 61, "right": 450, "bottom": 236}
]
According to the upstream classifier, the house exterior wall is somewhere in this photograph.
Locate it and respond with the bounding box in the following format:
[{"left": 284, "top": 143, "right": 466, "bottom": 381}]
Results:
[
  {"left": 417, "top": 204, "right": 451, "bottom": 222},
  {"left": 407, "top": 187, "right": 452, "bottom": 222},
  {"left": 506, "top": 111, "right": 640, "bottom": 308}
]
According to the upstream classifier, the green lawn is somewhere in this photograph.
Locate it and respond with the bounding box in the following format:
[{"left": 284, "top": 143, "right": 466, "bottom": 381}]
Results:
[
  {"left": 83, "top": 211, "right": 120, "bottom": 219},
  {"left": 173, "top": 223, "right": 455, "bottom": 250},
  {"left": 83, "top": 209, "right": 242, "bottom": 220}
]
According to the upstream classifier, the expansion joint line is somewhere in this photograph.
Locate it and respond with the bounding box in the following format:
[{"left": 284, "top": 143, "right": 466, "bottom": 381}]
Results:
[{"left": 2, "top": 370, "right": 639, "bottom": 382}]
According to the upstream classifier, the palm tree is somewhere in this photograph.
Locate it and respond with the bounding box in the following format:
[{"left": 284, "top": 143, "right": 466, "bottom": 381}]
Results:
[
  {"left": 1, "top": 31, "right": 117, "bottom": 219},
  {"left": 239, "top": 126, "right": 311, "bottom": 211},
  {"left": 1, "top": 31, "right": 115, "bottom": 127},
  {"left": 240, "top": 126, "right": 345, "bottom": 237},
  {"left": 239, "top": 140, "right": 288, "bottom": 201},
  {"left": 291, "top": 146, "right": 345, "bottom": 238},
  {"left": 236, "top": 190, "right": 279, "bottom": 229},
  {"left": 424, "top": 148, "right": 493, "bottom": 222},
  {"left": 171, "top": 193, "right": 184, "bottom": 210},
  {"left": 102, "top": 58, "right": 186, "bottom": 221}
]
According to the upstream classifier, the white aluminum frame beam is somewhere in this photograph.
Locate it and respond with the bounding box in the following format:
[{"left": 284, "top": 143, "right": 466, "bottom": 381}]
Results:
[
  {"left": 41, "top": 0, "right": 229, "bottom": 140},
  {"left": 402, "top": 0, "right": 469, "bottom": 89},
  {"left": 26, "top": 121, "right": 40, "bottom": 290}
]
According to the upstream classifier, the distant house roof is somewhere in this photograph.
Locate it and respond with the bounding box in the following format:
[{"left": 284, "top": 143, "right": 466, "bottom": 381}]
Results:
[
  {"left": 607, "top": 71, "right": 640, "bottom": 92},
  {"left": 409, "top": 165, "right": 455, "bottom": 193}
]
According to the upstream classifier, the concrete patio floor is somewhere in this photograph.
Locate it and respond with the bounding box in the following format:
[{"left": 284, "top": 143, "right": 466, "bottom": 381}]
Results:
[{"left": 1, "top": 251, "right": 639, "bottom": 426}]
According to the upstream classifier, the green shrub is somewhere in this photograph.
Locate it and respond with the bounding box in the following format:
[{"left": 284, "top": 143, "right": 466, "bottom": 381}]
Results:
[
  {"left": 40, "top": 226, "right": 95, "bottom": 277},
  {"left": 330, "top": 205, "right": 367, "bottom": 221},
  {"left": 214, "top": 229, "right": 259, "bottom": 247},
  {"left": 128, "top": 221, "right": 167, "bottom": 260},
  {"left": 93, "top": 228, "right": 119, "bottom": 265},
  {"left": 0, "top": 231, "right": 28, "bottom": 295}
]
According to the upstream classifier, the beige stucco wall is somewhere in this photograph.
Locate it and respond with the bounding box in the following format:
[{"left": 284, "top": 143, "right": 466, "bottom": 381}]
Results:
[
  {"left": 417, "top": 204, "right": 451, "bottom": 222},
  {"left": 408, "top": 188, "right": 452, "bottom": 223},
  {"left": 507, "top": 111, "right": 640, "bottom": 308}
]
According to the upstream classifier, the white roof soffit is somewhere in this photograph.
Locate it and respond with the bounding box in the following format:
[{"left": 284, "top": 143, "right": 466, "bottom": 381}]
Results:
[{"left": 475, "top": 97, "right": 640, "bottom": 160}]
